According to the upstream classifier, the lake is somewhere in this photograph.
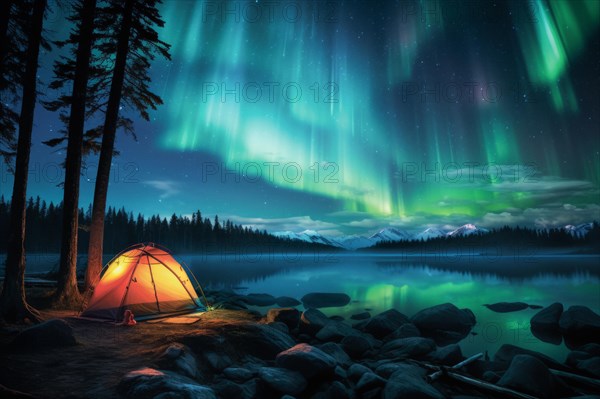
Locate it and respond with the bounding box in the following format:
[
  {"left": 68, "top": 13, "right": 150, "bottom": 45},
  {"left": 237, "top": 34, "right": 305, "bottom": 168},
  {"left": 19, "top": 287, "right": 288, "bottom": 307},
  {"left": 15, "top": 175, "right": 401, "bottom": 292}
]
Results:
[{"left": 3, "top": 251, "right": 599, "bottom": 362}]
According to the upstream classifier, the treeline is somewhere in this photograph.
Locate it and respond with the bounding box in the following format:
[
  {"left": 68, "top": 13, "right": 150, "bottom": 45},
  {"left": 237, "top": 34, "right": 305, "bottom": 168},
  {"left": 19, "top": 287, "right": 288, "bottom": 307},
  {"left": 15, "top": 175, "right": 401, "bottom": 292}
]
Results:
[
  {"left": 369, "top": 223, "right": 600, "bottom": 253},
  {"left": 0, "top": 195, "right": 332, "bottom": 254}
]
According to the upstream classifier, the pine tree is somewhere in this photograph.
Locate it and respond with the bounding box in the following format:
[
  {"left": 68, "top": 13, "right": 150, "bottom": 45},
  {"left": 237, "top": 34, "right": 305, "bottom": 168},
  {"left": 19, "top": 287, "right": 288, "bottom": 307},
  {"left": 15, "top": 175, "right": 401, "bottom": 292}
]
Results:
[
  {"left": 0, "top": 0, "right": 47, "bottom": 323},
  {"left": 50, "top": 0, "right": 98, "bottom": 307},
  {"left": 85, "top": 0, "right": 170, "bottom": 290}
]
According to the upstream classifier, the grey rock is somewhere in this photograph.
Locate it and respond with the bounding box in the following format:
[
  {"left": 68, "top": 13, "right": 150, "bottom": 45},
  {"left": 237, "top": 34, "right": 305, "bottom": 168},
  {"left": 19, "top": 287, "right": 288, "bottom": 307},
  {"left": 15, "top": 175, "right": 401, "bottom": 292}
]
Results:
[
  {"left": 351, "top": 312, "right": 371, "bottom": 320},
  {"left": 119, "top": 368, "right": 216, "bottom": 399},
  {"left": 223, "top": 367, "right": 254, "bottom": 383},
  {"left": 202, "top": 351, "right": 233, "bottom": 371},
  {"left": 326, "top": 381, "right": 349, "bottom": 399},
  {"left": 386, "top": 323, "right": 420, "bottom": 340},
  {"left": 531, "top": 303, "right": 564, "bottom": 344},
  {"left": 301, "top": 293, "right": 351, "bottom": 309},
  {"left": 341, "top": 335, "right": 372, "bottom": 359},
  {"left": 531, "top": 302, "right": 563, "bottom": 329},
  {"left": 258, "top": 367, "right": 307, "bottom": 395},
  {"left": 363, "top": 309, "right": 409, "bottom": 339},
  {"left": 267, "top": 321, "right": 290, "bottom": 334},
  {"left": 497, "top": 355, "right": 559, "bottom": 399},
  {"left": 317, "top": 342, "right": 352, "bottom": 367},
  {"left": 559, "top": 306, "right": 600, "bottom": 345},
  {"left": 276, "top": 296, "right": 301, "bottom": 307},
  {"left": 493, "top": 344, "right": 567, "bottom": 371},
  {"left": 576, "top": 357, "right": 600, "bottom": 378},
  {"left": 411, "top": 303, "right": 476, "bottom": 345},
  {"left": 484, "top": 302, "right": 529, "bottom": 313},
  {"left": 379, "top": 337, "right": 436, "bottom": 359},
  {"left": 241, "top": 293, "right": 277, "bottom": 307},
  {"left": 299, "top": 308, "right": 331, "bottom": 335},
  {"left": 347, "top": 363, "right": 372, "bottom": 381},
  {"left": 356, "top": 372, "right": 386, "bottom": 393},
  {"left": 157, "top": 343, "right": 198, "bottom": 379},
  {"left": 12, "top": 319, "right": 77, "bottom": 349},
  {"left": 428, "top": 344, "right": 463, "bottom": 366},
  {"left": 316, "top": 320, "right": 358, "bottom": 342},
  {"left": 267, "top": 308, "right": 301, "bottom": 329},
  {"left": 383, "top": 365, "right": 444, "bottom": 399},
  {"left": 276, "top": 343, "right": 336, "bottom": 379}
]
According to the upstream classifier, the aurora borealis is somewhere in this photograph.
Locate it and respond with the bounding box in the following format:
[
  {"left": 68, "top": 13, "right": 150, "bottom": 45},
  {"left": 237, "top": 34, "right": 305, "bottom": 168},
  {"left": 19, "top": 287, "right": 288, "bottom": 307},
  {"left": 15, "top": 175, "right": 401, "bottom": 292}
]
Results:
[{"left": 2, "top": 0, "right": 600, "bottom": 235}]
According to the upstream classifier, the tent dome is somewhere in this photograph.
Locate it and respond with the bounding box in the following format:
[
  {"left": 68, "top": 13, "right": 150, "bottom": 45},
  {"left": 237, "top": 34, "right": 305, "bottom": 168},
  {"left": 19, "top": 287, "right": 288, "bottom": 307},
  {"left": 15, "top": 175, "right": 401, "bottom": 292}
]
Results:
[{"left": 81, "top": 243, "right": 203, "bottom": 321}]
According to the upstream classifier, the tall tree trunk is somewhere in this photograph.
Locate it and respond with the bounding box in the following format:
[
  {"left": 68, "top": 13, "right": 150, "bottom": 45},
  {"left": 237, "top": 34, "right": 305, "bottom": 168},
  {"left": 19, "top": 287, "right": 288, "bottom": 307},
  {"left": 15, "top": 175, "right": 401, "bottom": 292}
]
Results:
[
  {"left": 85, "top": 0, "right": 134, "bottom": 291},
  {"left": 53, "top": 0, "right": 97, "bottom": 308},
  {"left": 0, "top": 0, "right": 46, "bottom": 323}
]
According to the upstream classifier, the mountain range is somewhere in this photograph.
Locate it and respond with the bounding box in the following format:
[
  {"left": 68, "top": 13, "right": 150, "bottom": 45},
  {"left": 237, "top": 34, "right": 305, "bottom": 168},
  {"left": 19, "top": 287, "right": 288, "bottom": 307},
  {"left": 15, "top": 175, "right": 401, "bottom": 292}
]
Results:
[{"left": 273, "top": 223, "right": 594, "bottom": 250}]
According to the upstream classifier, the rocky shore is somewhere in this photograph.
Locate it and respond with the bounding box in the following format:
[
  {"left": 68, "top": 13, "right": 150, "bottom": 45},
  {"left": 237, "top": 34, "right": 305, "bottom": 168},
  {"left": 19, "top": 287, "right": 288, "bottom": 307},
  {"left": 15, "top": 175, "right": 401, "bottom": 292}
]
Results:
[{"left": 1, "top": 291, "right": 599, "bottom": 399}]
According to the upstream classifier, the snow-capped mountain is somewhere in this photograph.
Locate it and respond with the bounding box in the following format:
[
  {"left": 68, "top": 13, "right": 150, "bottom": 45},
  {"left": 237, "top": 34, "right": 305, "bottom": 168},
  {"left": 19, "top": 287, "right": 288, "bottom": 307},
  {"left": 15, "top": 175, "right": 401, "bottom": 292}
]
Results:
[
  {"left": 563, "top": 223, "right": 595, "bottom": 237},
  {"left": 446, "top": 224, "right": 489, "bottom": 237},
  {"left": 273, "top": 230, "right": 345, "bottom": 248},
  {"left": 414, "top": 228, "right": 447, "bottom": 241},
  {"left": 337, "top": 235, "right": 375, "bottom": 250},
  {"left": 369, "top": 228, "right": 412, "bottom": 243},
  {"left": 274, "top": 222, "right": 593, "bottom": 250}
]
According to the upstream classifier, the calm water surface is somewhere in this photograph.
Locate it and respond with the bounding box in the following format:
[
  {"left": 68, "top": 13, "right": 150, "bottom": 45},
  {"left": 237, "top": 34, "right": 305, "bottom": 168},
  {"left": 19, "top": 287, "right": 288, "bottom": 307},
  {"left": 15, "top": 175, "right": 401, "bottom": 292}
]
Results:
[{"left": 4, "top": 252, "right": 599, "bottom": 362}]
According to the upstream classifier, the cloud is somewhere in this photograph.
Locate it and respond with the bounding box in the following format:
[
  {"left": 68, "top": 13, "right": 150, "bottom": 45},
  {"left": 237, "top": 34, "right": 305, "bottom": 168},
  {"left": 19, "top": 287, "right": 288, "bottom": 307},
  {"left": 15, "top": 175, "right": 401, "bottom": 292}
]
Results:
[{"left": 144, "top": 180, "right": 180, "bottom": 199}]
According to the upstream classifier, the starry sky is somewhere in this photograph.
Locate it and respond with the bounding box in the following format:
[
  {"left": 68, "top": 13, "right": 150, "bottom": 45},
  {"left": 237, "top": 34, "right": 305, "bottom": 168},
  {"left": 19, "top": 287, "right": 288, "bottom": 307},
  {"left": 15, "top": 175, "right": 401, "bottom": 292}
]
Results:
[{"left": 1, "top": 0, "right": 599, "bottom": 235}]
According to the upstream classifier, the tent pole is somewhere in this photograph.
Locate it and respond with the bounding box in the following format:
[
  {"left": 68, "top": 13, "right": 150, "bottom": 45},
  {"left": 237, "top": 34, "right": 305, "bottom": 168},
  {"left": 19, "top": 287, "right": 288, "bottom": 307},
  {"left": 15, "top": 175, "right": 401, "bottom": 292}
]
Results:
[{"left": 147, "top": 255, "right": 161, "bottom": 313}]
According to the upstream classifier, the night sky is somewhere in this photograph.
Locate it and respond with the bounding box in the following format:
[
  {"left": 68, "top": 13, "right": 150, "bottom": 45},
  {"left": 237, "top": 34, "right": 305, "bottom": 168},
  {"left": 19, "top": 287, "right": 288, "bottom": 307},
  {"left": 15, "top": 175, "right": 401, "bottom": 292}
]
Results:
[{"left": 1, "top": 0, "right": 599, "bottom": 235}]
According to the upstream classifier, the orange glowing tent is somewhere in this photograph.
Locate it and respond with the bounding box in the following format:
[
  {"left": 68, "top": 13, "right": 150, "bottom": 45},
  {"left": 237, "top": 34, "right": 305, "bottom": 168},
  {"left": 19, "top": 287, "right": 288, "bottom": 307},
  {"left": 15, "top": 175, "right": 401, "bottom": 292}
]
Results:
[{"left": 81, "top": 243, "right": 206, "bottom": 321}]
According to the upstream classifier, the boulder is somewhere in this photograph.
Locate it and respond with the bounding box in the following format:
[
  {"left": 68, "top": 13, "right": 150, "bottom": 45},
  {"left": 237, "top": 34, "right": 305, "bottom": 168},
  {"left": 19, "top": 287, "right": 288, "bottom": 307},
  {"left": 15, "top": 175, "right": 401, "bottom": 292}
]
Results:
[
  {"left": 428, "top": 344, "right": 463, "bottom": 366},
  {"left": 493, "top": 344, "right": 567, "bottom": 371},
  {"left": 411, "top": 303, "right": 475, "bottom": 345},
  {"left": 386, "top": 323, "right": 420, "bottom": 340},
  {"left": 240, "top": 293, "right": 277, "bottom": 307},
  {"left": 12, "top": 319, "right": 77, "bottom": 349},
  {"left": 202, "top": 351, "right": 233, "bottom": 371},
  {"left": 317, "top": 342, "right": 352, "bottom": 367},
  {"left": 341, "top": 335, "right": 372, "bottom": 359},
  {"left": 233, "top": 323, "right": 295, "bottom": 359},
  {"left": 183, "top": 323, "right": 295, "bottom": 361},
  {"left": 211, "top": 379, "right": 245, "bottom": 399},
  {"left": 351, "top": 312, "right": 371, "bottom": 320},
  {"left": 157, "top": 343, "right": 198, "bottom": 379},
  {"left": 531, "top": 303, "right": 564, "bottom": 344},
  {"left": 379, "top": 337, "right": 436, "bottom": 359},
  {"left": 267, "top": 321, "right": 289, "bottom": 334},
  {"left": 575, "top": 357, "right": 600, "bottom": 378},
  {"left": 316, "top": 320, "right": 358, "bottom": 342},
  {"left": 347, "top": 363, "right": 372, "bottom": 382},
  {"left": 301, "top": 293, "right": 351, "bottom": 309},
  {"left": 559, "top": 306, "right": 600, "bottom": 345},
  {"left": 276, "top": 296, "right": 301, "bottom": 307},
  {"left": 356, "top": 372, "right": 387, "bottom": 393},
  {"left": 497, "top": 355, "right": 559, "bottom": 399},
  {"left": 299, "top": 308, "right": 330, "bottom": 335},
  {"left": 119, "top": 368, "right": 216, "bottom": 399},
  {"left": 376, "top": 362, "right": 426, "bottom": 379},
  {"left": 484, "top": 302, "right": 529, "bottom": 313},
  {"left": 326, "top": 381, "right": 349, "bottom": 399},
  {"left": 223, "top": 367, "right": 254, "bottom": 383},
  {"left": 383, "top": 365, "right": 444, "bottom": 399},
  {"left": 363, "top": 309, "right": 409, "bottom": 339},
  {"left": 266, "top": 308, "right": 301, "bottom": 329},
  {"left": 531, "top": 303, "right": 563, "bottom": 329},
  {"left": 258, "top": 367, "right": 307, "bottom": 395},
  {"left": 276, "top": 343, "right": 336, "bottom": 379}
]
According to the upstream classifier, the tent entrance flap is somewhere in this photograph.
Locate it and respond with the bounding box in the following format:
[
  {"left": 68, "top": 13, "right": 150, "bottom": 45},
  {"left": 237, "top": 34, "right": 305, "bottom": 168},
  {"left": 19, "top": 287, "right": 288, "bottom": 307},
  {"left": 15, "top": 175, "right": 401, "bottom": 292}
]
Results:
[{"left": 80, "top": 243, "right": 205, "bottom": 321}]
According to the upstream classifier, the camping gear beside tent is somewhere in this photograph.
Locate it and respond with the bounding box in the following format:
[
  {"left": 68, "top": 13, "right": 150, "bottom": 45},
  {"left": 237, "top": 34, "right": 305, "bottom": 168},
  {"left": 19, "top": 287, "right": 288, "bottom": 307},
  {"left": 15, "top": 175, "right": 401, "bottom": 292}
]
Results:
[{"left": 80, "top": 243, "right": 206, "bottom": 321}]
